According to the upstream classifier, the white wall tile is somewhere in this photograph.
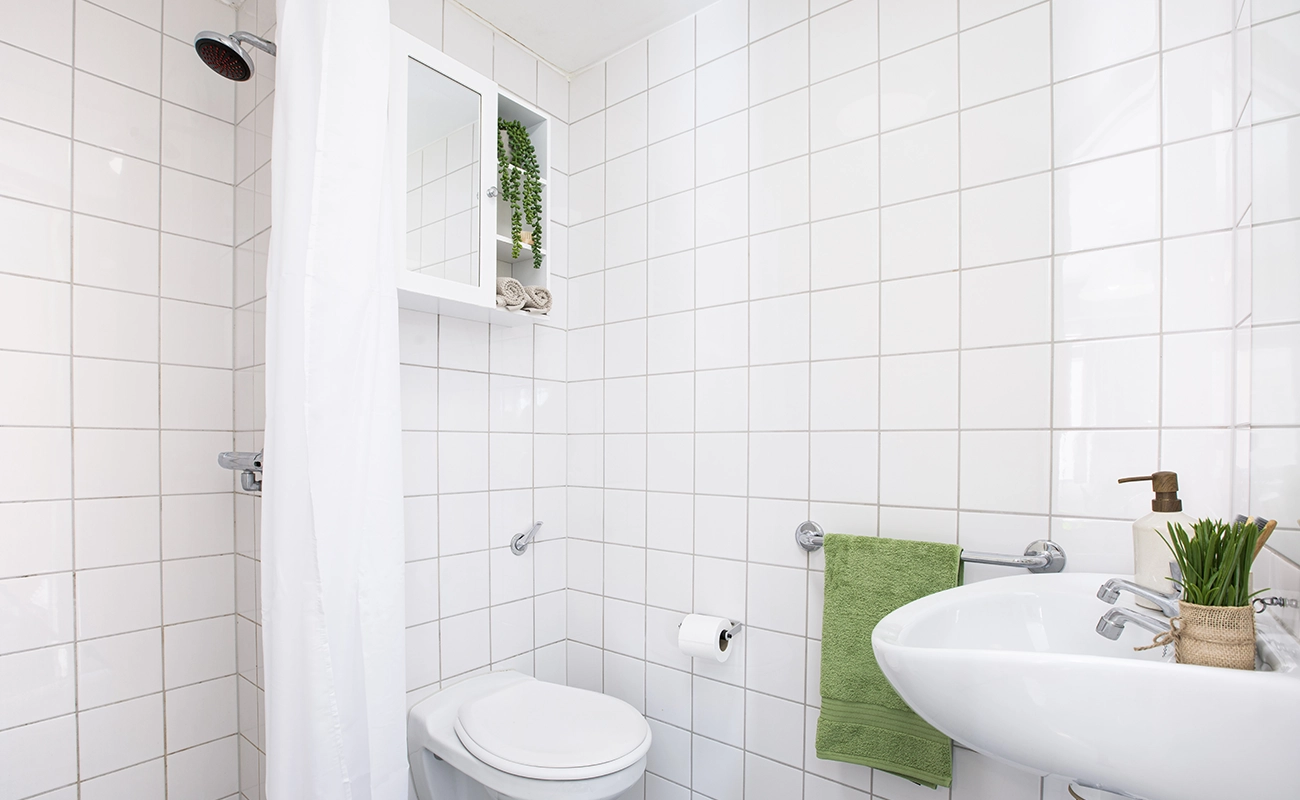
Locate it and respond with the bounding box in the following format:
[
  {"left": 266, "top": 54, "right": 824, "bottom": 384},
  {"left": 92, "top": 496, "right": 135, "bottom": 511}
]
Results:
[
  {"left": 74, "top": 0, "right": 160, "bottom": 96},
  {"left": 1252, "top": 116, "right": 1300, "bottom": 223},
  {"left": 1164, "top": 133, "right": 1233, "bottom": 237},
  {"left": 74, "top": 496, "right": 159, "bottom": 570},
  {"left": 0, "top": 119, "right": 70, "bottom": 207},
  {"left": 960, "top": 430, "right": 1051, "bottom": 513},
  {"left": 961, "top": 259, "right": 1051, "bottom": 348},
  {"left": 0, "top": 42, "right": 71, "bottom": 135},
  {"left": 73, "top": 142, "right": 159, "bottom": 228},
  {"left": 1054, "top": 243, "right": 1160, "bottom": 340},
  {"left": 165, "top": 675, "right": 236, "bottom": 752},
  {"left": 0, "top": 0, "right": 73, "bottom": 63},
  {"left": 1052, "top": 0, "right": 1159, "bottom": 81},
  {"left": 0, "top": 643, "right": 76, "bottom": 730},
  {"left": 607, "top": 95, "right": 648, "bottom": 160},
  {"left": 1053, "top": 57, "right": 1159, "bottom": 168},
  {"left": 79, "top": 692, "right": 163, "bottom": 778},
  {"left": 650, "top": 16, "right": 695, "bottom": 86},
  {"left": 162, "top": 102, "right": 235, "bottom": 182},
  {"left": 960, "top": 88, "right": 1050, "bottom": 187},
  {"left": 697, "top": 0, "right": 748, "bottom": 64},
  {"left": 698, "top": 51, "right": 748, "bottom": 126},
  {"left": 810, "top": 0, "right": 878, "bottom": 82},
  {"left": 750, "top": 90, "right": 810, "bottom": 168},
  {"left": 881, "top": 272, "right": 958, "bottom": 354},
  {"left": 0, "top": 502, "right": 72, "bottom": 580},
  {"left": 1054, "top": 337, "right": 1160, "bottom": 428},
  {"left": 1252, "top": 13, "right": 1300, "bottom": 122},
  {"left": 0, "top": 196, "right": 71, "bottom": 281},
  {"left": 961, "top": 175, "right": 1050, "bottom": 267},
  {"left": 810, "top": 64, "right": 879, "bottom": 151},
  {"left": 960, "top": 345, "right": 1050, "bottom": 429},
  {"left": 1164, "top": 231, "right": 1235, "bottom": 331},
  {"left": 880, "top": 0, "right": 956, "bottom": 58},
  {"left": 959, "top": 4, "right": 1050, "bottom": 108},
  {"left": 0, "top": 351, "right": 69, "bottom": 427},
  {"left": 880, "top": 431, "right": 959, "bottom": 507},
  {"left": 882, "top": 116, "right": 957, "bottom": 205},
  {"left": 1253, "top": 324, "right": 1300, "bottom": 426},
  {"left": 0, "top": 428, "right": 72, "bottom": 503},
  {"left": 880, "top": 39, "right": 958, "bottom": 131},
  {"left": 880, "top": 194, "right": 958, "bottom": 279},
  {"left": 1163, "top": 35, "right": 1234, "bottom": 143},
  {"left": 1053, "top": 149, "right": 1160, "bottom": 253},
  {"left": 697, "top": 174, "right": 749, "bottom": 245}
]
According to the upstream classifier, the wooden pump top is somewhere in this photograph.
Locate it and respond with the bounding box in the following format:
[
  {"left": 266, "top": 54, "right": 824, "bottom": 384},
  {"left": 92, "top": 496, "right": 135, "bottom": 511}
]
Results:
[{"left": 1118, "top": 471, "right": 1182, "bottom": 512}]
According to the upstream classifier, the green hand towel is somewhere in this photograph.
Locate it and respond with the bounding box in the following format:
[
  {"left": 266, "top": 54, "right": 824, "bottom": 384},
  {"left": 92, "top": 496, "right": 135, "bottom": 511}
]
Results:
[{"left": 815, "top": 534, "right": 963, "bottom": 789}]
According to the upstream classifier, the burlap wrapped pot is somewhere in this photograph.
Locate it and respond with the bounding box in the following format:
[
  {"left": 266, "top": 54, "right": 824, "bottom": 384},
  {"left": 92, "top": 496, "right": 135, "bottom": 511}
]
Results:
[{"left": 1170, "top": 601, "right": 1256, "bottom": 670}]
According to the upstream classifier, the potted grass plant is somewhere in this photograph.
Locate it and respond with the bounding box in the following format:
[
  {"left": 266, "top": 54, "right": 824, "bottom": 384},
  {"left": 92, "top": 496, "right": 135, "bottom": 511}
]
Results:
[{"left": 1157, "top": 518, "right": 1266, "bottom": 669}]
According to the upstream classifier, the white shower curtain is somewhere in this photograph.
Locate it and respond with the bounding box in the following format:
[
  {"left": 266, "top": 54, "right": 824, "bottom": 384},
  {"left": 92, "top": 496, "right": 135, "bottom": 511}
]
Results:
[{"left": 262, "top": 1, "right": 407, "bottom": 798}]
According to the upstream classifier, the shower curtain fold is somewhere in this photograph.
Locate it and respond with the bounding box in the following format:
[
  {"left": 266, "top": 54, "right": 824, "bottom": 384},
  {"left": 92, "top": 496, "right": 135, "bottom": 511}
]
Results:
[{"left": 262, "top": 2, "right": 407, "bottom": 799}]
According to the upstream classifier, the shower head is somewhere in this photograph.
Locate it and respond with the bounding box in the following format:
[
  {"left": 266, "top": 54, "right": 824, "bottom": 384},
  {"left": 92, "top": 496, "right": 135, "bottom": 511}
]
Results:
[{"left": 194, "top": 30, "right": 277, "bottom": 82}]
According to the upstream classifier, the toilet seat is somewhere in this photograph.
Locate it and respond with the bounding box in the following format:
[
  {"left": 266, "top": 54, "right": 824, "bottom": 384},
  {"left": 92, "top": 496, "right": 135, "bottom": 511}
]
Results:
[{"left": 453, "top": 680, "right": 651, "bottom": 780}]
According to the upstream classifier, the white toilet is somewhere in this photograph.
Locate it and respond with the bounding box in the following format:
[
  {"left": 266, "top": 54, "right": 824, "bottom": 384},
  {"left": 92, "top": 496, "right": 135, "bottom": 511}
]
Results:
[{"left": 408, "top": 671, "right": 651, "bottom": 800}]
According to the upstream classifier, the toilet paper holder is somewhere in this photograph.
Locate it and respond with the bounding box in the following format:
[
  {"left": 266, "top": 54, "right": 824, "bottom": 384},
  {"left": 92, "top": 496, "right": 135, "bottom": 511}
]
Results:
[{"left": 679, "top": 619, "right": 743, "bottom": 640}]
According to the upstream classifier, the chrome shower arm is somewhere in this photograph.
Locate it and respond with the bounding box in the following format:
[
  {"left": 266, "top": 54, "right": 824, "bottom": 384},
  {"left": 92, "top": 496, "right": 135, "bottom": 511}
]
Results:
[{"left": 230, "top": 31, "right": 277, "bottom": 56}]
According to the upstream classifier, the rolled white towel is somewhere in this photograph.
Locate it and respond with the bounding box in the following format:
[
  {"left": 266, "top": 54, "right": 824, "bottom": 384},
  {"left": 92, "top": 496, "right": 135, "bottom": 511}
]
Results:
[
  {"left": 495, "top": 277, "right": 527, "bottom": 311},
  {"left": 522, "top": 285, "right": 552, "bottom": 313}
]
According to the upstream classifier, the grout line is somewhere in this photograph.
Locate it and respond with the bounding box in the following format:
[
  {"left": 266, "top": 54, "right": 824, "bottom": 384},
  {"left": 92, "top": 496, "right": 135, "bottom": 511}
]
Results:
[
  {"left": 955, "top": 5, "right": 964, "bottom": 556},
  {"left": 68, "top": 0, "right": 82, "bottom": 793},
  {"left": 1046, "top": 0, "right": 1058, "bottom": 575}
]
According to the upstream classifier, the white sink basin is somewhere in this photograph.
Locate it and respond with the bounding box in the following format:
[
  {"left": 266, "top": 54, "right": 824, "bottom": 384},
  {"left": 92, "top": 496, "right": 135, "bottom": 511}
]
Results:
[{"left": 873, "top": 573, "right": 1300, "bottom": 800}]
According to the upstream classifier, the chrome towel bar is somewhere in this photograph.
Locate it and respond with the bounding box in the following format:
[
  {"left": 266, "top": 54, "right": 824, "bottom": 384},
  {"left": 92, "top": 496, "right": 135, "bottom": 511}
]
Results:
[{"left": 794, "top": 520, "right": 1067, "bottom": 574}]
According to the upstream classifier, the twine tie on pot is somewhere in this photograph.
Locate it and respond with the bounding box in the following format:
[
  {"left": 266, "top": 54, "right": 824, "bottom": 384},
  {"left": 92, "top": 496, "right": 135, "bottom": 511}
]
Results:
[
  {"left": 1133, "top": 617, "right": 1180, "bottom": 653},
  {"left": 1135, "top": 603, "right": 1256, "bottom": 670}
]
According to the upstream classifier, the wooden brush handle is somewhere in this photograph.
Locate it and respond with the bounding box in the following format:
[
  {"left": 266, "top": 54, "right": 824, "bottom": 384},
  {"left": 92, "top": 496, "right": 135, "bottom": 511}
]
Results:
[{"left": 1252, "top": 519, "right": 1278, "bottom": 562}]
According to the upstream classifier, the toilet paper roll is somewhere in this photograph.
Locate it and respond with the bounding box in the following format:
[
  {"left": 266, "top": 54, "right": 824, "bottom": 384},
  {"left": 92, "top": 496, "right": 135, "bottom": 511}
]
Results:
[{"left": 678, "top": 614, "right": 735, "bottom": 662}]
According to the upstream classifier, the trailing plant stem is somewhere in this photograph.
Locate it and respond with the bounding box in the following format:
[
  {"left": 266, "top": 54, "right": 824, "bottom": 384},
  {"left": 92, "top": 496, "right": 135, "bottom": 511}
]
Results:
[{"left": 498, "top": 119, "right": 543, "bottom": 270}]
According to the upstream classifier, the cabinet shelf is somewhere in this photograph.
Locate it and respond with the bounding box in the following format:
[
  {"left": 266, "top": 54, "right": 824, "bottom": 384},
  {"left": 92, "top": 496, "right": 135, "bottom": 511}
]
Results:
[{"left": 495, "top": 234, "right": 544, "bottom": 265}]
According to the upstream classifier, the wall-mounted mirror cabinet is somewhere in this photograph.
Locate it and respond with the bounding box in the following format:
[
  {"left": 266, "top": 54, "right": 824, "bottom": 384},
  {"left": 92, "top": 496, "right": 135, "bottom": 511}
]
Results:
[{"left": 388, "top": 26, "right": 550, "bottom": 324}]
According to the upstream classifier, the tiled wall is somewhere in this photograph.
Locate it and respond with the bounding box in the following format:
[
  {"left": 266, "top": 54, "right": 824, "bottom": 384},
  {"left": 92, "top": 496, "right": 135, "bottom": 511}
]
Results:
[
  {"left": 230, "top": 0, "right": 274, "bottom": 796},
  {"left": 231, "top": 2, "right": 574, "bottom": 799},
  {"left": 0, "top": 0, "right": 243, "bottom": 798},
  {"left": 1245, "top": 2, "right": 1300, "bottom": 639},
  {"left": 561, "top": 1, "right": 1300, "bottom": 799}
]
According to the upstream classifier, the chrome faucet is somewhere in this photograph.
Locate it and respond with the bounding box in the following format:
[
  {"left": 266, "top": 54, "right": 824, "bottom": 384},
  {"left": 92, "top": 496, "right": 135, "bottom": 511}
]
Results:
[
  {"left": 1096, "top": 607, "right": 1172, "bottom": 641},
  {"left": 1096, "top": 578, "right": 1181, "bottom": 619}
]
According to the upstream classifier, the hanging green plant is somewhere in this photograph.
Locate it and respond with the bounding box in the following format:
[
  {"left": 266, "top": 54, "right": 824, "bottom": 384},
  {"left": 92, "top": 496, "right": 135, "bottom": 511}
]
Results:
[{"left": 497, "top": 118, "right": 544, "bottom": 270}]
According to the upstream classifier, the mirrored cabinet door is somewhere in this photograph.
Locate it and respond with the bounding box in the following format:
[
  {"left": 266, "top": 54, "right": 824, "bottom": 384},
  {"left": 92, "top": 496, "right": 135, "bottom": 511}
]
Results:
[
  {"left": 389, "top": 27, "right": 497, "bottom": 314},
  {"left": 406, "top": 58, "right": 482, "bottom": 287}
]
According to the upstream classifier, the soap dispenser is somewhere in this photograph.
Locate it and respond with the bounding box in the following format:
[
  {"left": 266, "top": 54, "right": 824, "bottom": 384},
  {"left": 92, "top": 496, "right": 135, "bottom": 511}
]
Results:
[{"left": 1118, "top": 471, "right": 1196, "bottom": 609}]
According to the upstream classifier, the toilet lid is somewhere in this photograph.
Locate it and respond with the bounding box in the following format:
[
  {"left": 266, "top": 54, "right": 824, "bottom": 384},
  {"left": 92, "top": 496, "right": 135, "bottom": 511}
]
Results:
[{"left": 454, "top": 680, "right": 651, "bottom": 780}]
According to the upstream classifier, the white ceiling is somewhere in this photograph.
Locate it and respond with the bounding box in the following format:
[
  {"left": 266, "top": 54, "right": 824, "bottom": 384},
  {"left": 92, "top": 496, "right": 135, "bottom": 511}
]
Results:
[{"left": 457, "top": 0, "right": 718, "bottom": 74}]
